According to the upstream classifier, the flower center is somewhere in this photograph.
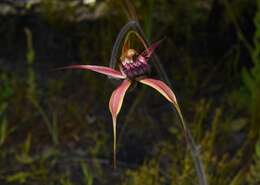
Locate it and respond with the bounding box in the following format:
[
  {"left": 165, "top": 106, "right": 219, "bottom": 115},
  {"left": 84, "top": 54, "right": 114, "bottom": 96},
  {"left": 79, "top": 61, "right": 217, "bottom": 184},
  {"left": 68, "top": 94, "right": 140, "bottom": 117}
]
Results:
[{"left": 120, "top": 50, "right": 150, "bottom": 79}]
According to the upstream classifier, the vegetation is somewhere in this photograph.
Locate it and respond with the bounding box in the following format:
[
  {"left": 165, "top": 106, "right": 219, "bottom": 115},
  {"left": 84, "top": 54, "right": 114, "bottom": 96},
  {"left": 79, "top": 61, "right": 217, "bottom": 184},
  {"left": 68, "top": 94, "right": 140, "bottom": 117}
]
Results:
[{"left": 0, "top": 0, "right": 259, "bottom": 184}]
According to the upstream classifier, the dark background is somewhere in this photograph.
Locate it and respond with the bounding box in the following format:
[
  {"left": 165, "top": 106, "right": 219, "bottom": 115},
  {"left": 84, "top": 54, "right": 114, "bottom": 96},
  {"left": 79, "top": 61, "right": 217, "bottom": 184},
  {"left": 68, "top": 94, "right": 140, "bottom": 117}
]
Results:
[{"left": 0, "top": 0, "right": 259, "bottom": 185}]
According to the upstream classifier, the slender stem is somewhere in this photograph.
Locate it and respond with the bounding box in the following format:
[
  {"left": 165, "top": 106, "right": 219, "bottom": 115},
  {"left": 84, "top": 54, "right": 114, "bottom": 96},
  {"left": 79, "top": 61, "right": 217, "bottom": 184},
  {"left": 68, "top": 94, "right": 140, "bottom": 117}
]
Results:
[
  {"left": 144, "top": 0, "right": 155, "bottom": 41},
  {"left": 174, "top": 103, "right": 208, "bottom": 185}
]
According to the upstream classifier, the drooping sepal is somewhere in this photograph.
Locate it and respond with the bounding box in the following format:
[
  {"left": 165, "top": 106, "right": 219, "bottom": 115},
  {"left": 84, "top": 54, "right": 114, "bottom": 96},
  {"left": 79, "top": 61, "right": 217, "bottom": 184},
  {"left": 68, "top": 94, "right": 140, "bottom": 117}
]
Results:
[{"left": 109, "top": 79, "right": 131, "bottom": 168}]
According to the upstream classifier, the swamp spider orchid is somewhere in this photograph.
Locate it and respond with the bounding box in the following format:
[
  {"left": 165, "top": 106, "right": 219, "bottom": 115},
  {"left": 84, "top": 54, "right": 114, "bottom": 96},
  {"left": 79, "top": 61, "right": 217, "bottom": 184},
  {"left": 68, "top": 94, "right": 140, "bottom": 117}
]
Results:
[{"left": 59, "top": 36, "right": 177, "bottom": 169}]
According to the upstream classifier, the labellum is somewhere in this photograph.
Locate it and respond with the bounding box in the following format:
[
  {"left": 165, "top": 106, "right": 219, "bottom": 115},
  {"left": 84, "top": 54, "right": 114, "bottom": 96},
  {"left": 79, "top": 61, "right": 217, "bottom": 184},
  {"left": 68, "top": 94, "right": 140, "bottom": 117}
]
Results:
[{"left": 120, "top": 49, "right": 150, "bottom": 79}]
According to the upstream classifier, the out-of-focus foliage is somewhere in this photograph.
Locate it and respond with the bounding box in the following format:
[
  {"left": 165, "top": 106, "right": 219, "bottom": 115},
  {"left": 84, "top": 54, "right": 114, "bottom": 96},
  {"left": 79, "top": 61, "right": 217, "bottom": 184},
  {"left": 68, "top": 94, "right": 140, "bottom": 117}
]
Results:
[
  {"left": 0, "top": 74, "right": 13, "bottom": 146},
  {"left": 0, "top": 0, "right": 259, "bottom": 185},
  {"left": 247, "top": 136, "right": 260, "bottom": 185}
]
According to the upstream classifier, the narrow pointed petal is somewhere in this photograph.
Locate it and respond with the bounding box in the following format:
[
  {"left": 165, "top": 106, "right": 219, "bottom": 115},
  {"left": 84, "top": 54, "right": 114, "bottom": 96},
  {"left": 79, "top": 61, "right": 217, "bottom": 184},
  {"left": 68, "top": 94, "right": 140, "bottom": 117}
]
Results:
[
  {"left": 109, "top": 79, "right": 131, "bottom": 168},
  {"left": 139, "top": 78, "right": 177, "bottom": 104},
  {"left": 58, "top": 65, "right": 126, "bottom": 79},
  {"left": 141, "top": 38, "right": 164, "bottom": 59}
]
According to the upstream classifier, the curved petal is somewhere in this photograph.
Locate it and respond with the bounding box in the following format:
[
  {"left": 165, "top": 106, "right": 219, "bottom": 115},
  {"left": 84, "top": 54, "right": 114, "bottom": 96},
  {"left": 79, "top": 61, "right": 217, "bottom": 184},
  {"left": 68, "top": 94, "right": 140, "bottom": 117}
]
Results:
[
  {"left": 140, "top": 38, "right": 164, "bottom": 59},
  {"left": 109, "top": 79, "right": 131, "bottom": 168},
  {"left": 58, "top": 65, "right": 126, "bottom": 79},
  {"left": 138, "top": 78, "right": 177, "bottom": 104}
]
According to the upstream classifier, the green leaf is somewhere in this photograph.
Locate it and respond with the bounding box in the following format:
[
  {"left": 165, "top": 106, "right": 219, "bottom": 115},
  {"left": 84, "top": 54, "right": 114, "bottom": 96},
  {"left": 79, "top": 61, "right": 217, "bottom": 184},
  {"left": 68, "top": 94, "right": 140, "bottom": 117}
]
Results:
[
  {"left": 256, "top": 139, "right": 260, "bottom": 158},
  {"left": 81, "top": 162, "right": 93, "bottom": 185}
]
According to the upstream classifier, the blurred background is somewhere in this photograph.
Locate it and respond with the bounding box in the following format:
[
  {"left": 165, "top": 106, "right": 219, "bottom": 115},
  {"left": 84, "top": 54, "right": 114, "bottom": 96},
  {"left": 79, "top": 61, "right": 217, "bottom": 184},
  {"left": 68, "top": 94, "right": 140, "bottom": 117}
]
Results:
[{"left": 0, "top": 0, "right": 259, "bottom": 184}]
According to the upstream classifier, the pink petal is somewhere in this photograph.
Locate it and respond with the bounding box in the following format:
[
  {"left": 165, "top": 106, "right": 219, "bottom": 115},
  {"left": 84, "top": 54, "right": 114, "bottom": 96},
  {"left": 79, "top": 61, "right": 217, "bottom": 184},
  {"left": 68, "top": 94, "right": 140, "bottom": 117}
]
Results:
[
  {"left": 58, "top": 65, "right": 126, "bottom": 79},
  {"left": 139, "top": 78, "right": 177, "bottom": 104},
  {"left": 140, "top": 39, "right": 164, "bottom": 59},
  {"left": 109, "top": 79, "right": 131, "bottom": 168}
]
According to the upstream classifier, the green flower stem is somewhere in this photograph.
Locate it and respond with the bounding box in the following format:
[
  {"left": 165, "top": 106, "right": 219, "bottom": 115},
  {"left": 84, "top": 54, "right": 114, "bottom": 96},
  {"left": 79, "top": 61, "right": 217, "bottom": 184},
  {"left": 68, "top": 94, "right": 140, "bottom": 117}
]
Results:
[{"left": 174, "top": 103, "right": 208, "bottom": 185}]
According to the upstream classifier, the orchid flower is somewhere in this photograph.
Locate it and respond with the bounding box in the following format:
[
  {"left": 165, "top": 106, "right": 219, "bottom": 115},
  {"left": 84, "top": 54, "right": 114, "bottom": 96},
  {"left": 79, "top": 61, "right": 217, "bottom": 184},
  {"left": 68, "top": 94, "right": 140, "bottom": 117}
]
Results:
[{"left": 61, "top": 39, "right": 177, "bottom": 168}]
